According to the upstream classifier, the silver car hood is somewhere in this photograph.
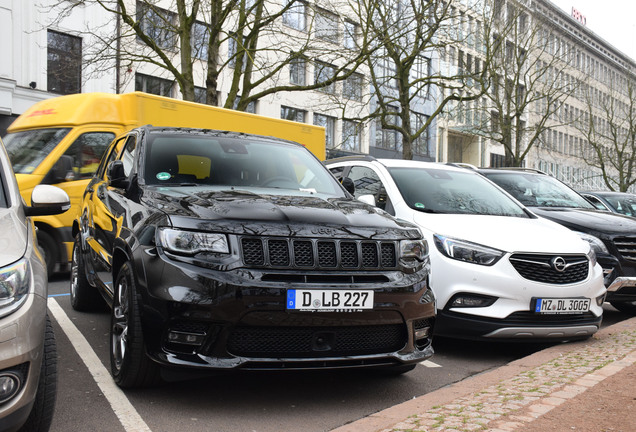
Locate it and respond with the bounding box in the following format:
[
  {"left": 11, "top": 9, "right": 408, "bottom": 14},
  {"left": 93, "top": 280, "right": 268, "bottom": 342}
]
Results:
[{"left": 0, "top": 208, "right": 27, "bottom": 267}]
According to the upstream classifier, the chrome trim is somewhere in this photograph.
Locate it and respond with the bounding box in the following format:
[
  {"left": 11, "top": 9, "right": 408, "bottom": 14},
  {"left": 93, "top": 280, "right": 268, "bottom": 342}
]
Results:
[
  {"left": 607, "top": 276, "right": 636, "bottom": 292},
  {"left": 484, "top": 325, "right": 599, "bottom": 339}
]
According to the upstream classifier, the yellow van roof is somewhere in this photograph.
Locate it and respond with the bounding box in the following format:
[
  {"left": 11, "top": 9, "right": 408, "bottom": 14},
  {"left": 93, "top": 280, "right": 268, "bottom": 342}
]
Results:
[{"left": 8, "top": 93, "right": 129, "bottom": 131}]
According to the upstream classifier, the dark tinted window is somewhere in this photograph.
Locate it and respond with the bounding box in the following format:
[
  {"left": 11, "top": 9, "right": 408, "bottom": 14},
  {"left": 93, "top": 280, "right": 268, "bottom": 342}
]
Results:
[{"left": 47, "top": 30, "right": 81, "bottom": 95}]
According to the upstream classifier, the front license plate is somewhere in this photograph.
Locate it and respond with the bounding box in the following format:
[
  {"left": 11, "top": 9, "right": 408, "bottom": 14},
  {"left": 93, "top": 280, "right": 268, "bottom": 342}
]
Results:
[
  {"left": 287, "top": 289, "right": 374, "bottom": 311},
  {"left": 534, "top": 298, "right": 591, "bottom": 314}
]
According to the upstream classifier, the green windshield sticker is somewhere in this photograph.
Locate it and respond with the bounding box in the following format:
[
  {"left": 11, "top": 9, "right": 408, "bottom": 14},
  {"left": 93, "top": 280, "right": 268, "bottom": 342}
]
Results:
[
  {"left": 156, "top": 172, "right": 171, "bottom": 181},
  {"left": 414, "top": 202, "right": 426, "bottom": 208}
]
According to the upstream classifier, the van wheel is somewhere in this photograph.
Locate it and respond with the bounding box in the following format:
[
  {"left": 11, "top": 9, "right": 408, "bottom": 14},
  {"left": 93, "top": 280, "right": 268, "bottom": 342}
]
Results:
[
  {"left": 37, "top": 231, "right": 57, "bottom": 278},
  {"left": 70, "top": 235, "right": 103, "bottom": 311},
  {"left": 19, "top": 315, "right": 57, "bottom": 432},
  {"left": 610, "top": 301, "right": 636, "bottom": 315},
  {"left": 110, "top": 262, "right": 160, "bottom": 388}
]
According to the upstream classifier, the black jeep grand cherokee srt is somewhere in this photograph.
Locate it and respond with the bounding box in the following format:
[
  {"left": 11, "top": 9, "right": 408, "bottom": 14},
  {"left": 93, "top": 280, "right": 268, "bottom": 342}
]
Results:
[{"left": 70, "top": 126, "right": 435, "bottom": 387}]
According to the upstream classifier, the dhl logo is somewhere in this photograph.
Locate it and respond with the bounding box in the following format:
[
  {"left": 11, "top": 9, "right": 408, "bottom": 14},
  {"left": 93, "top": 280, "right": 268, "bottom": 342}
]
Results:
[{"left": 27, "top": 109, "right": 57, "bottom": 117}]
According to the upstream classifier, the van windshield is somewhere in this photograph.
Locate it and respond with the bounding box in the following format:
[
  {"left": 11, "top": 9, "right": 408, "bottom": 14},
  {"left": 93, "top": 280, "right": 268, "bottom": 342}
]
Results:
[{"left": 3, "top": 128, "right": 71, "bottom": 174}]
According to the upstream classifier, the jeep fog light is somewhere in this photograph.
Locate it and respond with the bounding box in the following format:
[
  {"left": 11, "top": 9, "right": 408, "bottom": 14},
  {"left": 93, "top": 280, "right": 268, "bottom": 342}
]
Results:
[
  {"left": 449, "top": 293, "right": 497, "bottom": 308},
  {"left": 0, "top": 372, "right": 21, "bottom": 403}
]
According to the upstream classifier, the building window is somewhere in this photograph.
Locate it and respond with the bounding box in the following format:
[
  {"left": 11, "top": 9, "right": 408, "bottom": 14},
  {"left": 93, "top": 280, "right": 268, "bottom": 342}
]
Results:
[
  {"left": 342, "top": 120, "right": 361, "bottom": 152},
  {"left": 315, "top": 8, "right": 338, "bottom": 43},
  {"left": 376, "top": 106, "right": 400, "bottom": 151},
  {"left": 47, "top": 30, "right": 82, "bottom": 95},
  {"left": 343, "top": 72, "right": 363, "bottom": 101},
  {"left": 135, "top": 73, "right": 174, "bottom": 97},
  {"left": 377, "top": 50, "right": 397, "bottom": 88},
  {"left": 490, "top": 153, "right": 505, "bottom": 167},
  {"left": 314, "top": 114, "right": 335, "bottom": 148},
  {"left": 314, "top": 61, "right": 336, "bottom": 94},
  {"left": 344, "top": 21, "right": 358, "bottom": 49},
  {"left": 411, "top": 112, "right": 429, "bottom": 156},
  {"left": 281, "top": 106, "right": 306, "bottom": 123},
  {"left": 283, "top": 1, "right": 306, "bottom": 31},
  {"left": 289, "top": 57, "right": 306, "bottom": 85},
  {"left": 192, "top": 21, "right": 209, "bottom": 60},
  {"left": 228, "top": 32, "right": 245, "bottom": 69},
  {"left": 136, "top": 1, "right": 176, "bottom": 49}
]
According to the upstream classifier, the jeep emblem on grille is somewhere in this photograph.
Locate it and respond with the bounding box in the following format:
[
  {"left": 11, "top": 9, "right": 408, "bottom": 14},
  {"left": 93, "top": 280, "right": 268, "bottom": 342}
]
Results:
[{"left": 551, "top": 256, "right": 567, "bottom": 272}]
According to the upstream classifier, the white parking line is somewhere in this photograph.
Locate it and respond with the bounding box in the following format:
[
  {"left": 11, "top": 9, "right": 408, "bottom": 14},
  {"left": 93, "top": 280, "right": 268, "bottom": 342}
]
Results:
[
  {"left": 47, "top": 298, "right": 152, "bottom": 432},
  {"left": 420, "top": 360, "right": 442, "bottom": 368}
]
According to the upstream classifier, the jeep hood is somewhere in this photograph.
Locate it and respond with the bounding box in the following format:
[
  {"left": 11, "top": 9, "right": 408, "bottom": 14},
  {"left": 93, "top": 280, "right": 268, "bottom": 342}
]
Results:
[
  {"left": 144, "top": 188, "right": 421, "bottom": 238},
  {"left": 0, "top": 208, "right": 27, "bottom": 266},
  {"left": 529, "top": 207, "right": 636, "bottom": 235},
  {"left": 411, "top": 212, "right": 589, "bottom": 254}
]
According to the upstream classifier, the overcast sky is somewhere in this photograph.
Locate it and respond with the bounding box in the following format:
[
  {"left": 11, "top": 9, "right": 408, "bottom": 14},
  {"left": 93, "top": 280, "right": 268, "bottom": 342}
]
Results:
[{"left": 549, "top": 0, "right": 636, "bottom": 61}]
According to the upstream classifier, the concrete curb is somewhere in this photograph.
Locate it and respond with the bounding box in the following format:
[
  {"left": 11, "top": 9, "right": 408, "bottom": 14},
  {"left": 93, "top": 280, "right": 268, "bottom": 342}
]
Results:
[{"left": 331, "top": 317, "right": 636, "bottom": 432}]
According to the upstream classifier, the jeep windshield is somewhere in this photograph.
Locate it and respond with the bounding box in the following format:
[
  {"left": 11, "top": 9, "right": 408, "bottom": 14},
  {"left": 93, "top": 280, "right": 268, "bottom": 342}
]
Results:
[
  {"left": 484, "top": 172, "right": 595, "bottom": 209},
  {"left": 388, "top": 167, "right": 528, "bottom": 217},
  {"left": 3, "top": 128, "right": 71, "bottom": 174},
  {"left": 144, "top": 133, "right": 345, "bottom": 197}
]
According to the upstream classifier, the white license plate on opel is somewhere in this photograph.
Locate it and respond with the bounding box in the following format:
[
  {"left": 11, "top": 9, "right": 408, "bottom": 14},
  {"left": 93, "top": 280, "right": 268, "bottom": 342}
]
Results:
[
  {"left": 534, "top": 298, "right": 590, "bottom": 314},
  {"left": 287, "top": 289, "right": 374, "bottom": 311}
]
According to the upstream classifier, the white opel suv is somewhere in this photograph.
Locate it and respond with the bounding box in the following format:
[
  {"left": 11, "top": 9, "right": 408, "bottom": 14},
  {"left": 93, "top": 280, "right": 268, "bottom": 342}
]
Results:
[{"left": 326, "top": 157, "right": 606, "bottom": 341}]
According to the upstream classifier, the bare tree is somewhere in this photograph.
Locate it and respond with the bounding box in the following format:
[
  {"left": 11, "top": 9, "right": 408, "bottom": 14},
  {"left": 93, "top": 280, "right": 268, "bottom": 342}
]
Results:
[
  {"left": 470, "top": 0, "right": 583, "bottom": 167},
  {"left": 342, "top": 0, "right": 490, "bottom": 160},
  {"left": 44, "top": 0, "right": 369, "bottom": 109},
  {"left": 576, "top": 75, "right": 636, "bottom": 191}
]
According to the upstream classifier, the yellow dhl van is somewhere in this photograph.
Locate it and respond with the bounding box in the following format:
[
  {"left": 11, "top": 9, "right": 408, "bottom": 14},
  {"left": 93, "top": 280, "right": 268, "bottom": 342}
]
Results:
[{"left": 4, "top": 92, "right": 326, "bottom": 275}]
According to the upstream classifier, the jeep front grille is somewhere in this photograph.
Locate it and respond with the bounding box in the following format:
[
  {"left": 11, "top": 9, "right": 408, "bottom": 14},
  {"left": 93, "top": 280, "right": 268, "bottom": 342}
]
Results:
[
  {"left": 509, "top": 254, "right": 589, "bottom": 284},
  {"left": 240, "top": 237, "right": 397, "bottom": 270},
  {"left": 614, "top": 237, "right": 636, "bottom": 262}
]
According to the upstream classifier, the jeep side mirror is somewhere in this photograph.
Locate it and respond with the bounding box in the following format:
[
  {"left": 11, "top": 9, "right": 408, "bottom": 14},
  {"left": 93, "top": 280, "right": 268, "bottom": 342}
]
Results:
[
  {"left": 107, "top": 160, "right": 129, "bottom": 189},
  {"left": 341, "top": 177, "right": 355, "bottom": 195}
]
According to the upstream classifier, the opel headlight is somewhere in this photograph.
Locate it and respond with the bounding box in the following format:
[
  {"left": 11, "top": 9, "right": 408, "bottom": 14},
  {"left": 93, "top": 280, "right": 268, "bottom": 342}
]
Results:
[
  {"left": 0, "top": 258, "right": 31, "bottom": 319},
  {"left": 434, "top": 235, "right": 503, "bottom": 266},
  {"left": 157, "top": 228, "right": 229, "bottom": 255},
  {"left": 575, "top": 232, "right": 609, "bottom": 256}
]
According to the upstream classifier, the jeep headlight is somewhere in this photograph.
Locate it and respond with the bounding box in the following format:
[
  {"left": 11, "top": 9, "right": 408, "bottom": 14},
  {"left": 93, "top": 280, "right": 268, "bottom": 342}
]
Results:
[
  {"left": 575, "top": 232, "right": 609, "bottom": 256},
  {"left": 400, "top": 239, "right": 428, "bottom": 262},
  {"left": 157, "top": 228, "right": 229, "bottom": 255},
  {"left": 434, "top": 234, "right": 503, "bottom": 266},
  {"left": 0, "top": 258, "right": 30, "bottom": 319}
]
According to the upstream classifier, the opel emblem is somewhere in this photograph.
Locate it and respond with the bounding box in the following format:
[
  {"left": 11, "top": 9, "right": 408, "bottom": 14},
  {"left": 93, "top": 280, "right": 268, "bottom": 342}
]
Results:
[{"left": 551, "top": 256, "right": 567, "bottom": 272}]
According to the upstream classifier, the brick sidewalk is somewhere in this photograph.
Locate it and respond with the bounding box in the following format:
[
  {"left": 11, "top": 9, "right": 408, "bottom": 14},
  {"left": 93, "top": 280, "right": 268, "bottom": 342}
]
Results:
[{"left": 332, "top": 317, "right": 636, "bottom": 432}]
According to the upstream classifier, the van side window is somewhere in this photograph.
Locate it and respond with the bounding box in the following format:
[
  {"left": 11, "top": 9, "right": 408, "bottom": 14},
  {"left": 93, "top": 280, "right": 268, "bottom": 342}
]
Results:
[{"left": 63, "top": 132, "right": 115, "bottom": 179}]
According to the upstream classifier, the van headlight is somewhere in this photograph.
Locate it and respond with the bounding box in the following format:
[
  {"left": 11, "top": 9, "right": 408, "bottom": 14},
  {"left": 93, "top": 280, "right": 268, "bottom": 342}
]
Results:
[
  {"left": 434, "top": 234, "right": 503, "bottom": 266},
  {"left": 0, "top": 259, "right": 31, "bottom": 319},
  {"left": 157, "top": 228, "right": 229, "bottom": 255}
]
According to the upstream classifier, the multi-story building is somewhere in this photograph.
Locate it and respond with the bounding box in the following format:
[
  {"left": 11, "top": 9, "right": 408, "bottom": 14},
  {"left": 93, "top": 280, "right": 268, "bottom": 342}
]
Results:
[{"left": 437, "top": 0, "right": 636, "bottom": 191}]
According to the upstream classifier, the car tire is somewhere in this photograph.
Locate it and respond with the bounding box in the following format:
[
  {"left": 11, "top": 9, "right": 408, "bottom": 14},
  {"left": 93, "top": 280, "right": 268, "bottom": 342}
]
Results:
[
  {"left": 610, "top": 301, "right": 636, "bottom": 315},
  {"left": 70, "top": 235, "right": 104, "bottom": 312},
  {"left": 19, "top": 315, "right": 57, "bottom": 432},
  {"left": 110, "top": 262, "right": 160, "bottom": 388},
  {"left": 37, "top": 230, "right": 57, "bottom": 278}
]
